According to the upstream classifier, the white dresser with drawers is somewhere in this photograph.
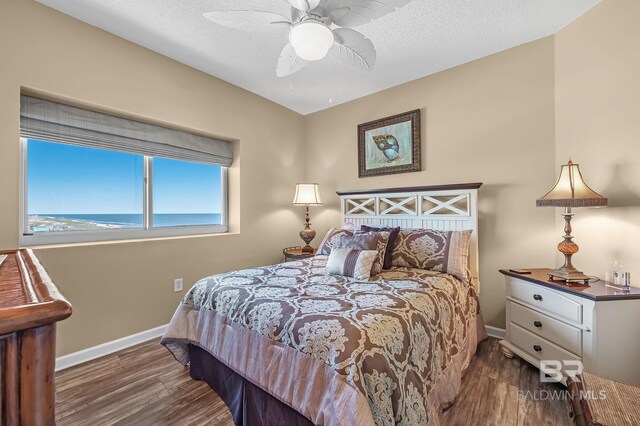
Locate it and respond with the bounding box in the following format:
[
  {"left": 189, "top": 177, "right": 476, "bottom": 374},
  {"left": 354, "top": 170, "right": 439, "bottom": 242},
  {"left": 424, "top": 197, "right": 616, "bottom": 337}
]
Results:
[{"left": 499, "top": 268, "right": 640, "bottom": 387}]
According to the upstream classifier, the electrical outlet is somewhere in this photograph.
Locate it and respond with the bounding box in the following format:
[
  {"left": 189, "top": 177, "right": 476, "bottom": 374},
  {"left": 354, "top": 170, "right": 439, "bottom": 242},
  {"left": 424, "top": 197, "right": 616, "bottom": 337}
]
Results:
[{"left": 173, "top": 278, "right": 184, "bottom": 292}]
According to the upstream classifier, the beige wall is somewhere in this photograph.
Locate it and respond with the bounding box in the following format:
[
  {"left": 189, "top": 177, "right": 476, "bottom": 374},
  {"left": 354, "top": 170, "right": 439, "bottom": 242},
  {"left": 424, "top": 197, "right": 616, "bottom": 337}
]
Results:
[
  {"left": 304, "top": 38, "right": 558, "bottom": 329},
  {"left": 0, "top": 0, "right": 306, "bottom": 356},
  {"left": 303, "top": 0, "right": 640, "bottom": 330},
  {"left": 554, "top": 0, "right": 640, "bottom": 281},
  {"left": 2, "top": 0, "right": 635, "bottom": 356}
]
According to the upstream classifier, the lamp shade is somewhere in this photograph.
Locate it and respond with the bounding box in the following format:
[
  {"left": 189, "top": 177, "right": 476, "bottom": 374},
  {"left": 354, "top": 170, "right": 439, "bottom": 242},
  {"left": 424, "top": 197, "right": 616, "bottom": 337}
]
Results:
[
  {"left": 293, "top": 183, "right": 322, "bottom": 206},
  {"left": 289, "top": 20, "right": 334, "bottom": 61},
  {"left": 536, "top": 160, "right": 607, "bottom": 208}
]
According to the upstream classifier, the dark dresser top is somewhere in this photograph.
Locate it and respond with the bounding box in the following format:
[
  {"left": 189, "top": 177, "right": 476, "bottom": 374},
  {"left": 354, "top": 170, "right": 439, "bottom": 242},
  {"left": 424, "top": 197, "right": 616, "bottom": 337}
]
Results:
[
  {"left": 0, "top": 249, "right": 72, "bottom": 334},
  {"left": 499, "top": 268, "right": 640, "bottom": 301}
]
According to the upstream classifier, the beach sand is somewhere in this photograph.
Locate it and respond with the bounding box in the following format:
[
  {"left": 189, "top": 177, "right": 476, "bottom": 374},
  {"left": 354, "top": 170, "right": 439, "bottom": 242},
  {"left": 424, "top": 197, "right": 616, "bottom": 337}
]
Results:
[{"left": 28, "top": 216, "right": 125, "bottom": 233}]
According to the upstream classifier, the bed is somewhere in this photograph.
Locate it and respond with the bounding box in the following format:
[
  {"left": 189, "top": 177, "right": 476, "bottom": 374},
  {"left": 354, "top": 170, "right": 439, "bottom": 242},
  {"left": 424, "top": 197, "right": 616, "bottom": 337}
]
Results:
[{"left": 162, "top": 183, "right": 487, "bottom": 425}]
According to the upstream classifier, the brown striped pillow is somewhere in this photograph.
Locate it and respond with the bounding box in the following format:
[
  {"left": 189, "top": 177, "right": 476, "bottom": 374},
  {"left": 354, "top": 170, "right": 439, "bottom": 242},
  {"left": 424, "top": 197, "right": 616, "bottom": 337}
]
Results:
[
  {"left": 337, "top": 231, "right": 389, "bottom": 276},
  {"left": 317, "top": 229, "right": 389, "bottom": 275},
  {"left": 391, "top": 229, "right": 472, "bottom": 281},
  {"left": 325, "top": 249, "right": 378, "bottom": 280}
]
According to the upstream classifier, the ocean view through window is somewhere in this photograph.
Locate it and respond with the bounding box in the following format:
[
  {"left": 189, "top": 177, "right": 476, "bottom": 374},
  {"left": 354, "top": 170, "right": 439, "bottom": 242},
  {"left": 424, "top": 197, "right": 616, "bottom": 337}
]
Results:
[
  {"left": 22, "top": 139, "right": 227, "bottom": 244},
  {"left": 153, "top": 157, "right": 222, "bottom": 227},
  {"left": 27, "top": 140, "right": 144, "bottom": 233}
]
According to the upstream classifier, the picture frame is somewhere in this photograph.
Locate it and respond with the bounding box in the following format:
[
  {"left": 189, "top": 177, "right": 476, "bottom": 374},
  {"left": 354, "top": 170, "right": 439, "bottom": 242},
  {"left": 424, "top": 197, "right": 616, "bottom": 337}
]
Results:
[{"left": 357, "top": 109, "right": 421, "bottom": 177}]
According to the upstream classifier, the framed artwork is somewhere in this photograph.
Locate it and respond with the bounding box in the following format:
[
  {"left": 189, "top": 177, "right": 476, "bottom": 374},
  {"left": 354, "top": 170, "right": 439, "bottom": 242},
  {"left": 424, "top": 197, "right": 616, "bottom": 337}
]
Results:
[{"left": 357, "top": 109, "right": 421, "bottom": 177}]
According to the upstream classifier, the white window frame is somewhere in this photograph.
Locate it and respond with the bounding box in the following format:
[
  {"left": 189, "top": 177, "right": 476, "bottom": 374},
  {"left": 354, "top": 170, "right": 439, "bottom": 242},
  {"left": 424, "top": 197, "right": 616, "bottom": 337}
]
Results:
[{"left": 19, "top": 138, "right": 229, "bottom": 246}]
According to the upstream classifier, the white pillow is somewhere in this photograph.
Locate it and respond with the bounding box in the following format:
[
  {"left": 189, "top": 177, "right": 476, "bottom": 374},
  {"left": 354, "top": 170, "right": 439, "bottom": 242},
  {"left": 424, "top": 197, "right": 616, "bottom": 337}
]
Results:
[{"left": 325, "top": 248, "right": 378, "bottom": 281}]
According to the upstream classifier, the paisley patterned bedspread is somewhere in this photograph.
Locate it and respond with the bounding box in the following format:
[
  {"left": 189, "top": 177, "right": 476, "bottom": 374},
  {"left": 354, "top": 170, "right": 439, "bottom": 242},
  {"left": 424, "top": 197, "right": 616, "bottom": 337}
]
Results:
[{"left": 162, "top": 256, "right": 483, "bottom": 426}]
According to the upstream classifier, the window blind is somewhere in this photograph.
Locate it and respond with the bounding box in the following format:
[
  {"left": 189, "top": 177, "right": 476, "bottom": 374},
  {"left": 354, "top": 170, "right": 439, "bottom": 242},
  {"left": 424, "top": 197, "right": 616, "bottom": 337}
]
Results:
[{"left": 20, "top": 95, "right": 232, "bottom": 166}]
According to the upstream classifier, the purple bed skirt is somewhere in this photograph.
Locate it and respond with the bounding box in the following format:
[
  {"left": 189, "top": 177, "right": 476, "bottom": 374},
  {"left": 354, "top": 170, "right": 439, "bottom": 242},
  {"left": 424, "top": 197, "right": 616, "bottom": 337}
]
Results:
[{"left": 189, "top": 344, "right": 314, "bottom": 426}]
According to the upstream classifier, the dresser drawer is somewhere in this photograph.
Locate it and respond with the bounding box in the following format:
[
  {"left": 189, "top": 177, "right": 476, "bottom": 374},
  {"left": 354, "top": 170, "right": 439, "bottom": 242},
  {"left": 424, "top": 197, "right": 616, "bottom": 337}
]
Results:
[
  {"left": 507, "top": 279, "right": 582, "bottom": 324},
  {"left": 509, "top": 301, "right": 582, "bottom": 356},
  {"left": 510, "top": 323, "right": 580, "bottom": 363}
]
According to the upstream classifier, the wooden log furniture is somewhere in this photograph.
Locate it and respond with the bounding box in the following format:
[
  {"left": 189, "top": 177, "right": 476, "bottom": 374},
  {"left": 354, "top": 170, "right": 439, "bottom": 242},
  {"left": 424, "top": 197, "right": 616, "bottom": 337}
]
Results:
[
  {"left": 567, "top": 372, "right": 640, "bottom": 426},
  {"left": 0, "top": 249, "right": 72, "bottom": 425}
]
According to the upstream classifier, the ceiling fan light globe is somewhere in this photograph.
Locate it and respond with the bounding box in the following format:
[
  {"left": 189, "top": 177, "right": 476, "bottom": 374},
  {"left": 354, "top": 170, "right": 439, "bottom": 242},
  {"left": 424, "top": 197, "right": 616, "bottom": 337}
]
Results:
[{"left": 289, "top": 20, "right": 334, "bottom": 61}]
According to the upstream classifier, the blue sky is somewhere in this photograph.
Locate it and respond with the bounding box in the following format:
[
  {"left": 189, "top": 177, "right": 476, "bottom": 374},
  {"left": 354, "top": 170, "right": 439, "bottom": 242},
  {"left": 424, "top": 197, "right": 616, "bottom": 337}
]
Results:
[{"left": 27, "top": 140, "right": 222, "bottom": 214}]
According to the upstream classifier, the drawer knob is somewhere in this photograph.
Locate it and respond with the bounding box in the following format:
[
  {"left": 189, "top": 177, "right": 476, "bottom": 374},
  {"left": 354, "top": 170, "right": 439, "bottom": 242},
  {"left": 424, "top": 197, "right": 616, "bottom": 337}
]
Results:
[
  {"left": 534, "top": 321, "right": 542, "bottom": 328},
  {"left": 533, "top": 344, "right": 542, "bottom": 352},
  {"left": 533, "top": 294, "right": 543, "bottom": 301}
]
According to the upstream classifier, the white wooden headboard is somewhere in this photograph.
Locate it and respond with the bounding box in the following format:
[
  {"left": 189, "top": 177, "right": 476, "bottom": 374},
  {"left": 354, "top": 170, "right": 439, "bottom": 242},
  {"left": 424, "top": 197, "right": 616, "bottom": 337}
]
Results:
[{"left": 337, "top": 183, "right": 482, "bottom": 290}]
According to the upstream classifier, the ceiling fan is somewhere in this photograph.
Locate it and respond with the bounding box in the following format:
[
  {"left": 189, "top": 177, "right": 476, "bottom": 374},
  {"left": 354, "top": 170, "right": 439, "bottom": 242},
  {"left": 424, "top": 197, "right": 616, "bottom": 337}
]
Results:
[{"left": 203, "top": 0, "right": 414, "bottom": 77}]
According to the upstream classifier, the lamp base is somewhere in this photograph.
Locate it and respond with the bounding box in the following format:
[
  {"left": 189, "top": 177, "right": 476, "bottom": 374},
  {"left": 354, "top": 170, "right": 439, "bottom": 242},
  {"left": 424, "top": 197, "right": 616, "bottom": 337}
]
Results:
[
  {"left": 301, "top": 244, "right": 315, "bottom": 254},
  {"left": 549, "top": 207, "right": 591, "bottom": 285},
  {"left": 547, "top": 268, "right": 591, "bottom": 285},
  {"left": 299, "top": 205, "right": 316, "bottom": 255}
]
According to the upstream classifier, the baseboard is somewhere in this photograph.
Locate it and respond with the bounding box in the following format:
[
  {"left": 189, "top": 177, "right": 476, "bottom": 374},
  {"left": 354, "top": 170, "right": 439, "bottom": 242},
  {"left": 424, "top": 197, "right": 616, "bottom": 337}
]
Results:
[
  {"left": 55, "top": 324, "right": 168, "bottom": 372},
  {"left": 486, "top": 325, "right": 506, "bottom": 340}
]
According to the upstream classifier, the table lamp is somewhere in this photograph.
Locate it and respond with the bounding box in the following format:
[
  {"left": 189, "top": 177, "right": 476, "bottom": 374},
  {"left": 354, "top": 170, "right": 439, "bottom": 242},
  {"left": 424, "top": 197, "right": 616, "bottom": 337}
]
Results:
[
  {"left": 292, "top": 183, "right": 322, "bottom": 254},
  {"left": 536, "top": 159, "right": 607, "bottom": 284}
]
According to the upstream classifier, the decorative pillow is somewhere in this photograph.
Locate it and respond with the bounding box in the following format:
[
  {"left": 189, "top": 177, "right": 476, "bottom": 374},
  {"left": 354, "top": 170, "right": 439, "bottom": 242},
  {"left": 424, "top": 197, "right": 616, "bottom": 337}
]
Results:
[
  {"left": 317, "top": 228, "right": 353, "bottom": 256},
  {"left": 360, "top": 225, "right": 401, "bottom": 269},
  {"left": 338, "top": 231, "right": 389, "bottom": 276},
  {"left": 325, "top": 248, "right": 378, "bottom": 280},
  {"left": 341, "top": 222, "right": 360, "bottom": 231},
  {"left": 391, "top": 229, "right": 472, "bottom": 281}
]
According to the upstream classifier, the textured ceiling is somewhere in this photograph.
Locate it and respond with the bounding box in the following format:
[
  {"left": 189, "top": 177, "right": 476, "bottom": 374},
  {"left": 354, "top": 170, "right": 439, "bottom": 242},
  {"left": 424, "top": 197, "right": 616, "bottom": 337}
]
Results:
[{"left": 36, "top": 0, "right": 599, "bottom": 115}]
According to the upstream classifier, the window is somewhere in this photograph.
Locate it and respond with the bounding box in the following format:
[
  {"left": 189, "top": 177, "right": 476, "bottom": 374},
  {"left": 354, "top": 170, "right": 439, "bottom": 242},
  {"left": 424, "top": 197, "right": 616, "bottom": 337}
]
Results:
[
  {"left": 21, "top": 139, "right": 228, "bottom": 245},
  {"left": 26, "top": 140, "right": 145, "bottom": 233},
  {"left": 19, "top": 95, "right": 232, "bottom": 245},
  {"left": 152, "top": 157, "right": 223, "bottom": 228}
]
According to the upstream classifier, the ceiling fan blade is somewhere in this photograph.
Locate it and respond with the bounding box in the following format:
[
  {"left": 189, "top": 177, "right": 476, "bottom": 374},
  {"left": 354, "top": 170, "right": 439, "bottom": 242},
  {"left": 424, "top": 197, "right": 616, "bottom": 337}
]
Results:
[
  {"left": 291, "top": 6, "right": 305, "bottom": 23},
  {"left": 203, "top": 10, "right": 291, "bottom": 33},
  {"left": 286, "top": 0, "right": 321, "bottom": 12},
  {"left": 327, "top": 0, "right": 413, "bottom": 27},
  {"left": 277, "top": 43, "right": 309, "bottom": 77},
  {"left": 308, "top": 2, "right": 332, "bottom": 24},
  {"left": 330, "top": 28, "right": 376, "bottom": 71}
]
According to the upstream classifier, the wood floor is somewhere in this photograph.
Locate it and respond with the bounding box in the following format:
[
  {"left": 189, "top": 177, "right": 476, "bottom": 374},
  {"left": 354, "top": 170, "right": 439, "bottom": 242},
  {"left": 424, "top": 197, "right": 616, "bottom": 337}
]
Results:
[{"left": 55, "top": 337, "right": 573, "bottom": 425}]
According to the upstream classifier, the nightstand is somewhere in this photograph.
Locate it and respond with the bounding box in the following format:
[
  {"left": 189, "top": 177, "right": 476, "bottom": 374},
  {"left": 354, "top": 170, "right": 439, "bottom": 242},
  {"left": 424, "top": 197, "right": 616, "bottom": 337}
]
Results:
[
  {"left": 499, "top": 268, "right": 640, "bottom": 387},
  {"left": 283, "top": 246, "right": 317, "bottom": 262}
]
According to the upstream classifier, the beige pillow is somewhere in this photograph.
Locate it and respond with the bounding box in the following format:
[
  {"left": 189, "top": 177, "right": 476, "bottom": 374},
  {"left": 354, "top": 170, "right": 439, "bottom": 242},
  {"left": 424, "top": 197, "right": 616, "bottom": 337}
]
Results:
[
  {"left": 391, "top": 229, "right": 472, "bottom": 281},
  {"left": 326, "top": 249, "right": 378, "bottom": 280}
]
